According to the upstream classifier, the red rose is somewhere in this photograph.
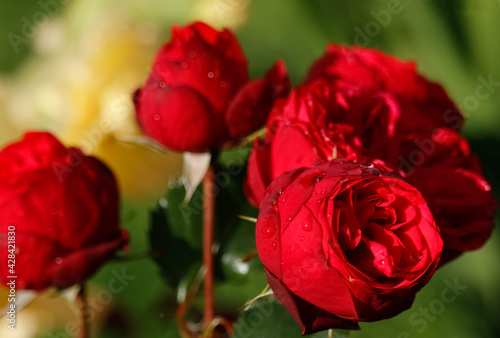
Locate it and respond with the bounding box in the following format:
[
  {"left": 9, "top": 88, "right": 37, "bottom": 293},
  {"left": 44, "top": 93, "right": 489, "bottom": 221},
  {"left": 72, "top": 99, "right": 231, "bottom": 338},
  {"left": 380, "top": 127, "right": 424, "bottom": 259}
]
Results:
[
  {"left": 246, "top": 45, "right": 495, "bottom": 264},
  {"left": 134, "top": 22, "right": 290, "bottom": 152},
  {"left": 245, "top": 81, "right": 357, "bottom": 206},
  {"left": 256, "top": 160, "right": 442, "bottom": 334},
  {"left": 0, "top": 132, "right": 128, "bottom": 290},
  {"left": 304, "top": 44, "right": 463, "bottom": 133},
  {"left": 245, "top": 80, "right": 399, "bottom": 206}
]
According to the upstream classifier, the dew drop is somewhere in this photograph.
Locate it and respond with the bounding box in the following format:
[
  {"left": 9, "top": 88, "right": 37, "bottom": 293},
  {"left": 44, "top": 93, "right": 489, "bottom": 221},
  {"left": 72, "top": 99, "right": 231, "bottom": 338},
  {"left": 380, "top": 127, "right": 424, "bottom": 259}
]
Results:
[
  {"left": 278, "top": 189, "right": 283, "bottom": 195},
  {"left": 302, "top": 221, "right": 312, "bottom": 232},
  {"left": 272, "top": 241, "right": 277, "bottom": 249},
  {"left": 220, "top": 81, "right": 227, "bottom": 87},
  {"left": 300, "top": 237, "right": 305, "bottom": 241},
  {"left": 312, "top": 191, "right": 317, "bottom": 197},
  {"left": 261, "top": 218, "right": 276, "bottom": 238},
  {"left": 181, "top": 62, "right": 188, "bottom": 69},
  {"left": 154, "top": 114, "right": 161, "bottom": 121},
  {"left": 360, "top": 162, "right": 374, "bottom": 169},
  {"left": 320, "top": 189, "right": 326, "bottom": 195},
  {"left": 480, "top": 181, "right": 491, "bottom": 191},
  {"left": 288, "top": 217, "right": 292, "bottom": 222},
  {"left": 208, "top": 71, "right": 214, "bottom": 78},
  {"left": 159, "top": 81, "right": 166, "bottom": 88},
  {"left": 189, "top": 51, "right": 196, "bottom": 58},
  {"left": 55, "top": 257, "right": 63, "bottom": 264}
]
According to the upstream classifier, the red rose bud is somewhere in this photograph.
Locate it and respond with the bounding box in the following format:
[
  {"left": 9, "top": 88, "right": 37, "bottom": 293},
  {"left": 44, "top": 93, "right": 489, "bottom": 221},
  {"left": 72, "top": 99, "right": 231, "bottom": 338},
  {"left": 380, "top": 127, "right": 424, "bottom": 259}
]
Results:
[
  {"left": 0, "top": 132, "right": 128, "bottom": 291},
  {"left": 134, "top": 22, "right": 290, "bottom": 152},
  {"left": 304, "top": 44, "right": 464, "bottom": 134},
  {"left": 256, "top": 159, "right": 442, "bottom": 334}
]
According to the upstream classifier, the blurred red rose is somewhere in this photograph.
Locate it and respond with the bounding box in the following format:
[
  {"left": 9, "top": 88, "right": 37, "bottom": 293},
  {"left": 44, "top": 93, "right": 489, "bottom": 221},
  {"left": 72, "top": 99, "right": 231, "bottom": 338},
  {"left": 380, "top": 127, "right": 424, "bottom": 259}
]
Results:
[
  {"left": 0, "top": 132, "right": 128, "bottom": 291},
  {"left": 256, "top": 159, "right": 442, "bottom": 334},
  {"left": 134, "top": 22, "right": 290, "bottom": 152}
]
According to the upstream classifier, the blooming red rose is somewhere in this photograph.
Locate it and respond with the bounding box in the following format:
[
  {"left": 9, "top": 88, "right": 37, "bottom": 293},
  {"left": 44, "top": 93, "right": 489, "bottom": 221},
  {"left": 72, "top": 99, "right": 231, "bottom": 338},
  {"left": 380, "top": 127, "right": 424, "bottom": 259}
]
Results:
[
  {"left": 246, "top": 45, "right": 496, "bottom": 264},
  {"left": 256, "top": 159, "right": 442, "bottom": 334},
  {"left": 304, "top": 44, "right": 464, "bottom": 134},
  {"left": 245, "top": 80, "right": 400, "bottom": 206},
  {"left": 0, "top": 132, "right": 128, "bottom": 290},
  {"left": 134, "top": 21, "right": 290, "bottom": 152}
]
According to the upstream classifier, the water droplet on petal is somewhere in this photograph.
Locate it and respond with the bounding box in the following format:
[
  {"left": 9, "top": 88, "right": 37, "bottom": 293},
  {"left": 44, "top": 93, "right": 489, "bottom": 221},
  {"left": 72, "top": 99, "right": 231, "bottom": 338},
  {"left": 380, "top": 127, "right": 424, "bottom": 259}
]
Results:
[
  {"left": 208, "top": 72, "right": 214, "bottom": 78},
  {"left": 154, "top": 114, "right": 160, "bottom": 121},
  {"left": 360, "top": 162, "right": 374, "bottom": 168},
  {"left": 55, "top": 257, "right": 63, "bottom": 264},
  {"left": 300, "top": 237, "right": 305, "bottom": 241},
  {"left": 220, "top": 81, "right": 227, "bottom": 87},
  {"left": 312, "top": 191, "right": 317, "bottom": 197},
  {"left": 302, "top": 220, "right": 312, "bottom": 232},
  {"left": 189, "top": 51, "right": 196, "bottom": 58},
  {"left": 159, "top": 81, "right": 166, "bottom": 88},
  {"left": 272, "top": 242, "right": 277, "bottom": 249},
  {"left": 479, "top": 180, "right": 491, "bottom": 191},
  {"left": 261, "top": 218, "right": 276, "bottom": 238},
  {"left": 181, "top": 62, "right": 188, "bottom": 69},
  {"left": 278, "top": 189, "right": 283, "bottom": 195}
]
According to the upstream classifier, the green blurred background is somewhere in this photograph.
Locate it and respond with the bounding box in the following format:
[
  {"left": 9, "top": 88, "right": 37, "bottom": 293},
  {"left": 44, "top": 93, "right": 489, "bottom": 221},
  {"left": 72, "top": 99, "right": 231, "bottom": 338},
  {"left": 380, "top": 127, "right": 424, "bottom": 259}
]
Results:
[{"left": 0, "top": 0, "right": 499, "bottom": 337}]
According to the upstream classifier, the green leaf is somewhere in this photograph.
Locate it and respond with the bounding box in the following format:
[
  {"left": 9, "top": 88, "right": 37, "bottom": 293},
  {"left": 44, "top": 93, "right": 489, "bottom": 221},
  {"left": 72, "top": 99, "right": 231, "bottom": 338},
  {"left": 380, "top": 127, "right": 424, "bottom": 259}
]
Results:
[
  {"left": 164, "top": 183, "right": 204, "bottom": 250},
  {"left": 148, "top": 196, "right": 202, "bottom": 289},
  {"left": 233, "top": 295, "right": 350, "bottom": 338}
]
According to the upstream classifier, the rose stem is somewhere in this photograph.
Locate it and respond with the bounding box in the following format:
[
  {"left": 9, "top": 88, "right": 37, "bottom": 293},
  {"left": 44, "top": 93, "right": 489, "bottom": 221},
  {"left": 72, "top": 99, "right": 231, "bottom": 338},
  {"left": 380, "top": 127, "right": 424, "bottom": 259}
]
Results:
[
  {"left": 203, "top": 164, "right": 215, "bottom": 327},
  {"left": 76, "top": 283, "right": 89, "bottom": 338}
]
